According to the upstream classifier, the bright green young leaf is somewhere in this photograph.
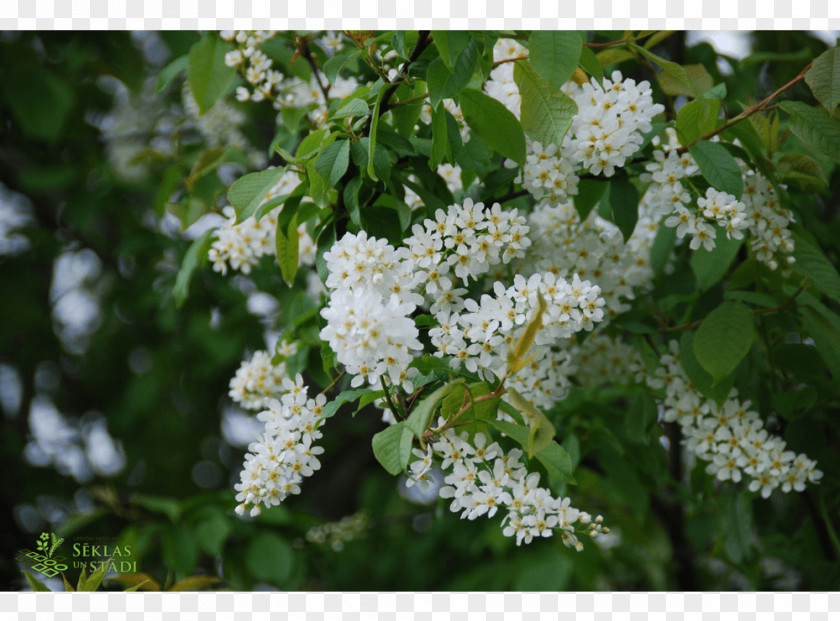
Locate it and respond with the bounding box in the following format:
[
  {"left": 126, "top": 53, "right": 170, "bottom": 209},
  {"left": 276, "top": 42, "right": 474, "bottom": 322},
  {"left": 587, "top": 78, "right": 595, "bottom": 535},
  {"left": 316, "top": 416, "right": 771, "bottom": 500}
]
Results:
[
  {"left": 173, "top": 229, "right": 215, "bottom": 308},
  {"left": 630, "top": 43, "right": 699, "bottom": 97},
  {"left": 675, "top": 98, "right": 720, "bottom": 145},
  {"left": 314, "top": 139, "right": 351, "bottom": 187},
  {"left": 780, "top": 100, "right": 840, "bottom": 163},
  {"left": 488, "top": 419, "right": 575, "bottom": 483},
  {"left": 804, "top": 46, "right": 840, "bottom": 113},
  {"left": 506, "top": 388, "right": 556, "bottom": 457},
  {"left": 657, "top": 63, "right": 713, "bottom": 98},
  {"left": 275, "top": 212, "right": 299, "bottom": 287},
  {"left": 371, "top": 421, "right": 414, "bottom": 475},
  {"left": 405, "top": 383, "right": 450, "bottom": 438},
  {"left": 528, "top": 31, "right": 583, "bottom": 90},
  {"left": 513, "top": 61, "right": 578, "bottom": 148},
  {"left": 609, "top": 174, "right": 640, "bottom": 242},
  {"left": 187, "top": 35, "right": 236, "bottom": 114},
  {"left": 459, "top": 89, "right": 526, "bottom": 164},
  {"left": 508, "top": 293, "right": 547, "bottom": 373},
  {"left": 693, "top": 301, "right": 754, "bottom": 381},
  {"left": 227, "top": 168, "right": 288, "bottom": 223},
  {"left": 688, "top": 140, "right": 744, "bottom": 198},
  {"left": 24, "top": 570, "right": 51, "bottom": 592},
  {"left": 690, "top": 227, "right": 743, "bottom": 291},
  {"left": 321, "top": 387, "right": 372, "bottom": 419}
]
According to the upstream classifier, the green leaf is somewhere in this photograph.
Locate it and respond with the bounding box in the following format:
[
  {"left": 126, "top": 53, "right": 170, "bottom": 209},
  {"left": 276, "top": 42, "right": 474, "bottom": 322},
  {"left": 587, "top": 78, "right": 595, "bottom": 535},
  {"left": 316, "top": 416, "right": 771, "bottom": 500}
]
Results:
[
  {"left": 487, "top": 419, "right": 575, "bottom": 483},
  {"left": 275, "top": 212, "right": 299, "bottom": 287},
  {"left": 371, "top": 421, "right": 414, "bottom": 475},
  {"left": 194, "top": 513, "right": 231, "bottom": 557},
  {"left": 779, "top": 100, "right": 840, "bottom": 163},
  {"left": 427, "top": 39, "right": 480, "bottom": 109},
  {"left": 227, "top": 168, "right": 288, "bottom": 223},
  {"left": 430, "top": 104, "right": 452, "bottom": 168},
  {"left": 187, "top": 35, "right": 236, "bottom": 114},
  {"left": 506, "top": 388, "right": 556, "bottom": 457},
  {"left": 459, "top": 89, "right": 526, "bottom": 164},
  {"left": 625, "top": 392, "right": 656, "bottom": 444},
  {"left": 245, "top": 533, "right": 295, "bottom": 586},
  {"left": 368, "top": 87, "right": 386, "bottom": 182},
  {"left": 577, "top": 45, "right": 604, "bottom": 86},
  {"left": 433, "top": 31, "right": 471, "bottom": 68},
  {"left": 630, "top": 43, "right": 699, "bottom": 97},
  {"left": 777, "top": 152, "right": 828, "bottom": 193},
  {"left": 81, "top": 561, "right": 108, "bottom": 592},
  {"left": 331, "top": 98, "right": 370, "bottom": 120},
  {"left": 792, "top": 231, "right": 840, "bottom": 303},
  {"left": 657, "top": 63, "right": 713, "bottom": 98},
  {"left": 608, "top": 174, "right": 640, "bottom": 242},
  {"left": 405, "top": 383, "right": 450, "bottom": 438},
  {"left": 676, "top": 98, "right": 721, "bottom": 145},
  {"left": 173, "top": 229, "right": 215, "bottom": 308},
  {"left": 323, "top": 48, "right": 363, "bottom": 84},
  {"left": 24, "top": 570, "right": 51, "bottom": 592},
  {"left": 650, "top": 219, "right": 677, "bottom": 277},
  {"left": 513, "top": 61, "right": 578, "bottom": 148},
  {"left": 322, "top": 387, "right": 375, "bottom": 419},
  {"left": 528, "top": 31, "right": 583, "bottom": 90},
  {"left": 295, "top": 128, "right": 332, "bottom": 160},
  {"left": 688, "top": 141, "right": 743, "bottom": 198},
  {"left": 679, "top": 332, "right": 737, "bottom": 405},
  {"left": 314, "top": 139, "right": 351, "bottom": 187},
  {"left": 799, "top": 301, "right": 840, "bottom": 381},
  {"left": 690, "top": 227, "right": 743, "bottom": 291},
  {"left": 720, "top": 493, "right": 754, "bottom": 564},
  {"left": 574, "top": 178, "right": 608, "bottom": 221},
  {"left": 157, "top": 54, "right": 189, "bottom": 93},
  {"left": 805, "top": 46, "right": 840, "bottom": 113},
  {"left": 693, "top": 301, "right": 754, "bottom": 381},
  {"left": 3, "top": 67, "right": 74, "bottom": 143}
]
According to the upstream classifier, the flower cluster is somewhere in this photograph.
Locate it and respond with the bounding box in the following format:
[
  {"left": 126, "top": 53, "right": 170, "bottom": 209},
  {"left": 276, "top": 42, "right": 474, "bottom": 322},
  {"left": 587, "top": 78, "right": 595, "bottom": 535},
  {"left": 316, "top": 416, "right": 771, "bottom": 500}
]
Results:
[
  {"left": 520, "top": 139, "right": 581, "bottom": 205},
  {"left": 483, "top": 39, "right": 527, "bottom": 118},
  {"left": 305, "top": 511, "right": 369, "bottom": 551},
  {"left": 647, "top": 341, "right": 823, "bottom": 497},
  {"left": 568, "top": 333, "right": 644, "bottom": 387},
  {"left": 741, "top": 170, "right": 796, "bottom": 271},
  {"left": 408, "top": 427, "right": 608, "bottom": 548},
  {"left": 229, "top": 343, "right": 298, "bottom": 411},
  {"left": 234, "top": 375, "right": 328, "bottom": 517},
  {"left": 664, "top": 187, "right": 749, "bottom": 251},
  {"left": 208, "top": 170, "right": 316, "bottom": 275}
]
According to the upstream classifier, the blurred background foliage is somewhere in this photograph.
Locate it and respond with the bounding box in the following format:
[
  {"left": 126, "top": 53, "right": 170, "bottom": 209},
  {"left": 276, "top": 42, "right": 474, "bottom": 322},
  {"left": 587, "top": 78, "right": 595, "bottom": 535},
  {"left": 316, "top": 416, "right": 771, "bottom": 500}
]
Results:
[{"left": 1, "top": 30, "right": 839, "bottom": 592}]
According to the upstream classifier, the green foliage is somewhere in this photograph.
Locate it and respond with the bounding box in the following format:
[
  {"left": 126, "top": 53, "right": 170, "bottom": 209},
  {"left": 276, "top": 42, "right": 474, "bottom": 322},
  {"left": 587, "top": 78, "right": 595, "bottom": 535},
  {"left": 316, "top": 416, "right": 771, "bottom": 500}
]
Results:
[
  {"left": 688, "top": 141, "right": 743, "bottom": 198},
  {"left": 804, "top": 46, "right": 840, "bottom": 113},
  {"left": 459, "top": 89, "right": 527, "bottom": 164},
  {"left": 693, "top": 301, "right": 754, "bottom": 382},
  {"left": 187, "top": 35, "right": 237, "bottom": 114},
  {"left": 372, "top": 422, "right": 414, "bottom": 475},
  {"left": 514, "top": 60, "right": 578, "bottom": 148},
  {"left": 528, "top": 31, "right": 583, "bottom": 91}
]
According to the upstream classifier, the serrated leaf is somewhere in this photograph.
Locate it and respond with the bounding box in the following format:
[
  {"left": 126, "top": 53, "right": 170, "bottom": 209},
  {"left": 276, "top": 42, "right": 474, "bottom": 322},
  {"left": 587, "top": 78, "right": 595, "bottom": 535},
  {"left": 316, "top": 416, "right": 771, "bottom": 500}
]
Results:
[
  {"left": 433, "top": 31, "right": 471, "bottom": 69},
  {"left": 313, "top": 140, "right": 350, "bottom": 187},
  {"left": 227, "top": 168, "right": 288, "bottom": 224},
  {"left": 630, "top": 43, "right": 699, "bottom": 97},
  {"left": 777, "top": 152, "right": 828, "bottom": 192},
  {"left": 513, "top": 60, "right": 578, "bottom": 148},
  {"left": 331, "top": 98, "right": 370, "bottom": 120},
  {"left": 459, "top": 89, "right": 526, "bottom": 164},
  {"left": 688, "top": 140, "right": 743, "bottom": 198},
  {"left": 371, "top": 421, "right": 414, "bottom": 475},
  {"left": 690, "top": 226, "right": 743, "bottom": 291},
  {"left": 187, "top": 35, "right": 236, "bottom": 114},
  {"left": 780, "top": 100, "right": 840, "bottom": 163},
  {"left": 792, "top": 231, "right": 840, "bottom": 303},
  {"left": 657, "top": 63, "right": 713, "bottom": 98},
  {"left": 528, "top": 31, "right": 583, "bottom": 90},
  {"left": 321, "top": 387, "right": 371, "bottom": 419},
  {"left": 693, "top": 301, "right": 754, "bottom": 381},
  {"left": 173, "top": 229, "right": 215, "bottom": 308},
  {"left": 805, "top": 46, "right": 840, "bottom": 113},
  {"left": 676, "top": 98, "right": 721, "bottom": 145}
]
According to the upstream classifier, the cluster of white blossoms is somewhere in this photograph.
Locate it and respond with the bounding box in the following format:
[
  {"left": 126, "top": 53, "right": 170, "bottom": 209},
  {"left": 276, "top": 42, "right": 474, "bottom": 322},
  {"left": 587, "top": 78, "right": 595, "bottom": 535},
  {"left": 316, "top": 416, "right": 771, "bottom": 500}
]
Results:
[
  {"left": 305, "top": 511, "right": 369, "bottom": 551},
  {"left": 229, "top": 342, "right": 298, "bottom": 411},
  {"left": 741, "top": 169, "right": 796, "bottom": 271},
  {"left": 647, "top": 341, "right": 823, "bottom": 498},
  {"left": 234, "top": 375, "right": 328, "bottom": 517},
  {"left": 567, "top": 333, "right": 644, "bottom": 387},
  {"left": 429, "top": 272, "right": 606, "bottom": 407},
  {"left": 522, "top": 201, "right": 657, "bottom": 322},
  {"left": 437, "top": 163, "right": 464, "bottom": 195},
  {"left": 521, "top": 140, "right": 581, "bottom": 205},
  {"left": 484, "top": 39, "right": 527, "bottom": 119},
  {"left": 208, "top": 170, "right": 316, "bottom": 275},
  {"left": 664, "top": 187, "right": 749, "bottom": 251},
  {"left": 220, "top": 30, "right": 359, "bottom": 128},
  {"left": 407, "top": 427, "right": 607, "bottom": 548}
]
